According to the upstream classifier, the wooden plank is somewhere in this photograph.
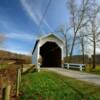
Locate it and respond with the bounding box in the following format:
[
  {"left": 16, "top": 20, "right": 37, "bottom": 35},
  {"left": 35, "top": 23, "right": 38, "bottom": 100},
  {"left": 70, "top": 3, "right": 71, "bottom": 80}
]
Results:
[{"left": 2, "top": 84, "right": 11, "bottom": 100}]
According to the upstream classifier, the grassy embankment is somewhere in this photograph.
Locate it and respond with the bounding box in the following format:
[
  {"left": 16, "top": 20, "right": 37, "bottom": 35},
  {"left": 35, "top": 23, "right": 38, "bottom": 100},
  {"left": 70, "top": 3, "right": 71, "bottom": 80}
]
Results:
[
  {"left": 20, "top": 71, "right": 100, "bottom": 100},
  {"left": 85, "top": 65, "right": 100, "bottom": 75},
  {"left": 90, "top": 66, "right": 100, "bottom": 75}
]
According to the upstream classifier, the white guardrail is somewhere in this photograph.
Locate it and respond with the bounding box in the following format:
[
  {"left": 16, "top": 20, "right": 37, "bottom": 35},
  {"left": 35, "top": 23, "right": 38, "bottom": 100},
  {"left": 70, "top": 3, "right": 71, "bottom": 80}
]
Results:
[{"left": 64, "top": 63, "right": 85, "bottom": 71}]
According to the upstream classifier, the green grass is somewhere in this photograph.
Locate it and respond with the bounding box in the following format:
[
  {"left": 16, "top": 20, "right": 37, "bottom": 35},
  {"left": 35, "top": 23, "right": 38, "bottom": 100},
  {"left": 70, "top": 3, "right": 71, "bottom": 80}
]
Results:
[
  {"left": 85, "top": 66, "right": 100, "bottom": 75},
  {"left": 20, "top": 71, "right": 100, "bottom": 100},
  {"left": 91, "top": 66, "right": 100, "bottom": 75}
]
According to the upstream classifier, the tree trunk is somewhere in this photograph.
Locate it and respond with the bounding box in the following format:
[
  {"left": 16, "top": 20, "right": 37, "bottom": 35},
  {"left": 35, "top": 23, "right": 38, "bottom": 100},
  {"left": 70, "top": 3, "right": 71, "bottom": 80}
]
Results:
[
  {"left": 64, "top": 34, "right": 68, "bottom": 57},
  {"left": 81, "top": 37, "right": 85, "bottom": 64},
  {"left": 92, "top": 19, "right": 96, "bottom": 69},
  {"left": 82, "top": 48, "right": 85, "bottom": 64},
  {"left": 93, "top": 34, "right": 96, "bottom": 69},
  {"left": 69, "top": 34, "right": 76, "bottom": 62}
]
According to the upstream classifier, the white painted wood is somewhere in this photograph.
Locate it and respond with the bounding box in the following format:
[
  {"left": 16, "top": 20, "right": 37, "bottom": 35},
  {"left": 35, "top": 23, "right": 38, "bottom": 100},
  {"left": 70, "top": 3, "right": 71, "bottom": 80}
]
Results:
[
  {"left": 32, "top": 42, "right": 38, "bottom": 64},
  {"left": 64, "top": 63, "right": 85, "bottom": 71},
  {"left": 32, "top": 34, "right": 65, "bottom": 70}
]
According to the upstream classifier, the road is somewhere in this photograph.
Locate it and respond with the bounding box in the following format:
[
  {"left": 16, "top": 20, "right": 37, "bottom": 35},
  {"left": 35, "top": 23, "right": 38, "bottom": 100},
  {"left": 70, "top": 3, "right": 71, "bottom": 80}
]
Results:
[{"left": 42, "top": 68, "right": 100, "bottom": 86}]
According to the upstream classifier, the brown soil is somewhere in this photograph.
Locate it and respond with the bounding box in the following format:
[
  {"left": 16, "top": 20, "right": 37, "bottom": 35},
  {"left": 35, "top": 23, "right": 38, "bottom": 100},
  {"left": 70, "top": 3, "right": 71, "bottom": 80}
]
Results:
[{"left": 0, "top": 64, "right": 17, "bottom": 100}]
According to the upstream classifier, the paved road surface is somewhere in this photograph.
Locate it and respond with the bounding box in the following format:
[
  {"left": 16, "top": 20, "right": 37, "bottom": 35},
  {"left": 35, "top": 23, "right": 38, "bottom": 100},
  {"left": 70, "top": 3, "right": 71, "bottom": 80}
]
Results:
[{"left": 42, "top": 68, "right": 100, "bottom": 86}]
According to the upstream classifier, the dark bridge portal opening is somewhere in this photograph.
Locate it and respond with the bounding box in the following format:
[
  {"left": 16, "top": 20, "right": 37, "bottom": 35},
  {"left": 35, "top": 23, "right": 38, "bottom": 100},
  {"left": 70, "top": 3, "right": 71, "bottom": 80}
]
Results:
[{"left": 40, "top": 42, "right": 61, "bottom": 67}]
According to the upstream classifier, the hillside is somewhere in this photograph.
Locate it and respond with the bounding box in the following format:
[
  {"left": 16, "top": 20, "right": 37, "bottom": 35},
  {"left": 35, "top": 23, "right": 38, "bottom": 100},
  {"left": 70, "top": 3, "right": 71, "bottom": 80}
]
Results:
[{"left": 0, "top": 50, "right": 32, "bottom": 64}]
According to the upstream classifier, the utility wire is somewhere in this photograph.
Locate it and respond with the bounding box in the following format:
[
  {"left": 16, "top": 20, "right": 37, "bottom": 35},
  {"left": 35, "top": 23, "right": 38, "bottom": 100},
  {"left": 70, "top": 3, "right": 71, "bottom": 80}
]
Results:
[{"left": 38, "top": 0, "right": 52, "bottom": 33}]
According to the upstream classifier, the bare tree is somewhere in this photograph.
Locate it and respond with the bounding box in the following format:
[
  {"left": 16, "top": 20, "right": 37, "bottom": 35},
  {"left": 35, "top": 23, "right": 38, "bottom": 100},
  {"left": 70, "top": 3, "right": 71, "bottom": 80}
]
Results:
[
  {"left": 87, "top": 0, "right": 100, "bottom": 68},
  {"left": 66, "top": 0, "right": 90, "bottom": 62},
  {"left": 57, "top": 24, "right": 72, "bottom": 57},
  {"left": 77, "top": 28, "right": 90, "bottom": 64},
  {"left": 78, "top": 31, "right": 85, "bottom": 64}
]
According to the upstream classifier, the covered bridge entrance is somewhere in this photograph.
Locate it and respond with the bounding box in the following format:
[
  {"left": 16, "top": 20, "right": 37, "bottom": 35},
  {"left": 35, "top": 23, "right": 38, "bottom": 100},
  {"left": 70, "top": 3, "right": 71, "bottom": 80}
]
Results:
[
  {"left": 32, "top": 33, "right": 65, "bottom": 71},
  {"left": 40, "top": 41, "right": 61, "bottom": 67}
]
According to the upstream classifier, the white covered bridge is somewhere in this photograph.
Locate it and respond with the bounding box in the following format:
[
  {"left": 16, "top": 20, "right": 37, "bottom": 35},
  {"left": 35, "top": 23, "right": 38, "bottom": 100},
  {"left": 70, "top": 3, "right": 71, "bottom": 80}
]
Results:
[{"left": 32, "top": 33, "right": 65, "bottom": 70}]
